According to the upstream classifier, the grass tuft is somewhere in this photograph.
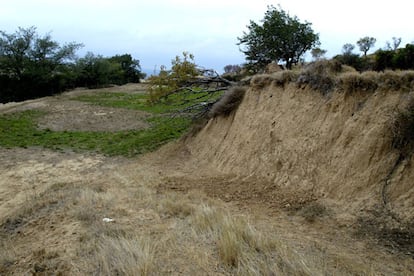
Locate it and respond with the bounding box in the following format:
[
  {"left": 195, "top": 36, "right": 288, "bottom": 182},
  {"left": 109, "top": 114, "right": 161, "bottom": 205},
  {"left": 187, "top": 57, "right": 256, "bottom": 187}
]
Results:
[{"left": 95, "top": 235, "right": 156, "bottom": 276}]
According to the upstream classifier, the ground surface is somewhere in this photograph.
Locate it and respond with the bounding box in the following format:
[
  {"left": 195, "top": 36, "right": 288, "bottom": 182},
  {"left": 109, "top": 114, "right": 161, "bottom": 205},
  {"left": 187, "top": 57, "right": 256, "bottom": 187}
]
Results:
[{"left": 1, "top": 84, "right": 413, "bottom": 275}]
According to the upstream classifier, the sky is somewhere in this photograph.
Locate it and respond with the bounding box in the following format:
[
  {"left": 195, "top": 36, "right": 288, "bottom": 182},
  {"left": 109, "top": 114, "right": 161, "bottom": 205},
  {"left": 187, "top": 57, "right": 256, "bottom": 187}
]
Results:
[{"left": 1, "top": 0, "right": 413, "bottom": 74}]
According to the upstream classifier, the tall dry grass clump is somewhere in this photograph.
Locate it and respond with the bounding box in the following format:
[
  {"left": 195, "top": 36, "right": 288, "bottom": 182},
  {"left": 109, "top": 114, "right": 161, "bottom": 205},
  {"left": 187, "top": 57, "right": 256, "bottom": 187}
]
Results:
[
  {"left": 338, "top": 70, "right": 414, "bottom": 95},
  {"left": 209, "top": 86, "right": 247, "bottom": 118},
  {"left": 390, "top": 96, "right": 414, "bottom": 157},
  {"left": 378, "top": 70, "right": 414, "bottom": 92},
  {"left": 95, "top": 235, "right": 156, "bottom": 276},
  {"left": 296, "top": 59, "right": 342, "bottom": 95},
  {"left": 337, "top": 71, "right": 378, "bottom": 94},
  {"left": 189, "top": 203, "right": 322, "bottom": 274},
  {"left": 250, "top": 71, "right": 298, "bottom": 89}
]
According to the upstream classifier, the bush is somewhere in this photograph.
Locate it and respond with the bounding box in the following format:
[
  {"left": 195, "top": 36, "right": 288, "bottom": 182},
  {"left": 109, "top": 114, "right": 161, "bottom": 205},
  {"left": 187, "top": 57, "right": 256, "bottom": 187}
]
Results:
[{"left": 373, "top": 44, "right": 414, "bottom": 71}]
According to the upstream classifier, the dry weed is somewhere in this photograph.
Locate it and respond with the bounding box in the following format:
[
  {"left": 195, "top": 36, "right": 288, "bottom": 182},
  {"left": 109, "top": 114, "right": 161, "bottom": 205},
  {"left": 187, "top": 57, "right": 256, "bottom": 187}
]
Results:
[
  {"left": 338, "top": 71, "right": 378, "bottom": 94},
  {"left": 157, "top": 193, "right": 195, "bottom": 218},
  {"left": 250, "top": 71, "right": 298, "bottom": 89},
  {"left": 189, "top": 203, "right": 325, "bottom": 274},
  {"left": 209, "top": 86, "right": 247, "bottom": 118},
  {"left": 296, "top": 60, "right": 342, "bottom": 95},
  {"left": 72, "top": 188, "right": 114, "bottom": 223},
  {"left": 390, "top": 96, "right": 414, "bottom": 156},
  {"left": 191, "top": 204, "right": 224, "bottom": 234},
  {"left": 95, "top": 235, "right": 156, "bottom": 276}
]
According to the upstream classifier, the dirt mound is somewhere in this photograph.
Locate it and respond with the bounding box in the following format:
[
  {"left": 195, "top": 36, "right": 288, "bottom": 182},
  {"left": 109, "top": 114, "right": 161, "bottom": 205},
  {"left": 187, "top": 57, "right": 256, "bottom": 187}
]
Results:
[{"left": 178, "top": 73, "right": 414, "bottom": 229}]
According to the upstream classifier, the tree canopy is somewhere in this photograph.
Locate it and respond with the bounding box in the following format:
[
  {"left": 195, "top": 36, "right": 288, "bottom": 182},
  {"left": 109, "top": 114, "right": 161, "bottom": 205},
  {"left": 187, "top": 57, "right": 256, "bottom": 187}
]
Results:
[
  {"left": 0, "top": 27, "right": 144, "bottom": 103},
  {"left": 237, "top": 5, "right": 319, "bottom": 71},
  {"left": 357, "top": 36, "right": 376, "bottom": 57}
]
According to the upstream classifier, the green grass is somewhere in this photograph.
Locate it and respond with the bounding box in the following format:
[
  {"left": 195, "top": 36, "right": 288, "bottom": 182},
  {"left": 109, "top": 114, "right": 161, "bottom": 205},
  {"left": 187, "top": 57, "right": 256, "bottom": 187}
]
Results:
[
  {"left": 0, "top": 110, "right": 190, "bottom": 156},
  {"left": 74, "top": 90, "right": 222, "bottom": 114},
  {"left": 0, "top": 89, "right": 223, "bottom": 156}
]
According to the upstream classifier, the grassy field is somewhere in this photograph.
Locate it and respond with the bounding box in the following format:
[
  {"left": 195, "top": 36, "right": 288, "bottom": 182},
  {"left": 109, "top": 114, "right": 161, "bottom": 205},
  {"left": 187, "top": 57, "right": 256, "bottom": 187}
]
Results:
[{"left": 0, "top": 88, "right": 221, "bottom": 156}]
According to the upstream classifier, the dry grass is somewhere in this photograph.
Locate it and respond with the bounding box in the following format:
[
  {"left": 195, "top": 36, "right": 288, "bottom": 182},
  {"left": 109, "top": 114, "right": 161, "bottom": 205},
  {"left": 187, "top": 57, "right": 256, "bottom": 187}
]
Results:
[
  {"left": 378, "top": 70, "right": 414, "bottom": 92},
  {"left": 0, "top": 158, "right": 402, "bottom": 275},
  {"left": 0, "top": 239, "right": 16, "bottom": 273},
  {"left": 390, "top": 96, "right": 414, "bottom": 156},
  {"left": 337, "top": 71, "right": 378, "bottom": 94},
  {"left": 249, "top": 62, "right": 414, "bottom": 98},
  {"left": 250, "top": 71, "right": 298, "bottom": 89},
  {"left": 189, "top": 203, "right": 326, "bottom": 274},
  {"left": 209, "top": 86, "right": 247, "bottom": 118},
  {"left": 94, "top": 235, "right": 156, "bottom": 276},
  {"left": 296, "top": 60, "right": 342, "bottom": 95},
  {"left": 157, "top": 193, "right": 195, "bottom": 218}
]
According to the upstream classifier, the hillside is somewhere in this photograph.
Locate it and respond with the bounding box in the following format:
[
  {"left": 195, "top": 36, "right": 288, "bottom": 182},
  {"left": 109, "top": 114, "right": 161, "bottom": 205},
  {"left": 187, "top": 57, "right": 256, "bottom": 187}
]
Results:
[
  {"left": 183, "top": 70, "right": 414, "bottom": 222},
  {"left": 1, "top": 70, "right": 414, "bottom": 274}
]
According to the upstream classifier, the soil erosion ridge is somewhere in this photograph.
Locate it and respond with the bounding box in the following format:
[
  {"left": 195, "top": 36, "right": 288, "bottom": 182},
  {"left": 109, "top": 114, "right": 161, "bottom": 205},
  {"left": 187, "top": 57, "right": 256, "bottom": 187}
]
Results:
[{"left": 175, "top": 72, "right": 414, "bottom": 225}]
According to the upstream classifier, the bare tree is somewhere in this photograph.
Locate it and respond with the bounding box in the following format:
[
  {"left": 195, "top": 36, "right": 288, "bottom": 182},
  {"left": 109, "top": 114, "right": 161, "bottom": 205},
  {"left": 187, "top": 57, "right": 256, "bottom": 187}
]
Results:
[
  {"left": 386, "top": 37, "right": 402, "bottom": 51},
  {"left": 357, "top": 36, "right": 376, "bottom": 56}
]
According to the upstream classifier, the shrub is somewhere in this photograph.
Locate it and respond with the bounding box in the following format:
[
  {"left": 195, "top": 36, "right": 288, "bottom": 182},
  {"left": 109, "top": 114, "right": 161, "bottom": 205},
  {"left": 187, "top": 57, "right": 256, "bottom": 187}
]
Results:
[{"left": 209, "top": 86, "right": 247, "bottom": 118}]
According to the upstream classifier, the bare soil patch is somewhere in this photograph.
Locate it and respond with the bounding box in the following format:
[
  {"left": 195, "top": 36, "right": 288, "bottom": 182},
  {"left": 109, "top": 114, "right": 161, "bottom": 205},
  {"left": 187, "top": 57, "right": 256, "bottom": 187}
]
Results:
[
  {"left": 0, "top": 83, "right": 151, "bottom": 132},
  {"left": 36, "top": 99, "right": 150, "bottom": 132}
]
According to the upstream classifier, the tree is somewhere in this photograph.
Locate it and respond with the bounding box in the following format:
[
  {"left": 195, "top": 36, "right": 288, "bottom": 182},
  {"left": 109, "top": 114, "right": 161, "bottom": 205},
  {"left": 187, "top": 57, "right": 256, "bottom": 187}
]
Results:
[
  {"left": 333, "top": 43, "right": 363, "bottom": 71},
  {"left": 108, "top": 54, "right": 143, "bottom": 83},
  {"left": 393, "top": 44, "right": 414, "bottom": 70},
  {"left": 148, "top": 52, "right": 199, "bottom": 102},
  {"left": 0, "top": 26, "right": 82, "bottom": 102},
  {"left": 148, "top": 52, "right": 233, "bottom": 117},
  {"left": 342, "top": 43, "right": 355, "bottom": 55},
  {"left": 357, "top": 36, "right": 376, "bottom": 56},
  {"left": 311, "top": 47, "right": 327, "bottom": 60},
  {"left": 237, "top": 5, "right": 319, "bottom": 71},
  {"left": 385, "top": 37, "right": 402, "bottom": 51},
  {"left": 223, "top": 64, "right": 242, "bottom": 74}
]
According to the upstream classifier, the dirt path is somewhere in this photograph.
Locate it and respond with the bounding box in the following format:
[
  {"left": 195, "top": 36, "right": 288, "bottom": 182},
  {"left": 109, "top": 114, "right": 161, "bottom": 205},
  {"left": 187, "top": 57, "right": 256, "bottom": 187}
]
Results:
[{"left": 1, "top": 85, "right": 413, "bottom": 275}]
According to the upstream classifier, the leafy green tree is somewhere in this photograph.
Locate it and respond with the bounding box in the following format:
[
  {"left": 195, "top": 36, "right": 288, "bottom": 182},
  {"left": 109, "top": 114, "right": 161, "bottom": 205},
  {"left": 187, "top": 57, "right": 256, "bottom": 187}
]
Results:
[
  {"left": 108, "top": 54, "right": 143, "bottom": 83},
  {"left": 148, "top": 52, "right": 199, "bottom": 103},
  {"left": 73, "top": 53, "right": 144, "bottom": 88},
  {"left": 374, "top": 49, "right": 395, "bottom": 71},
  {"left": 357, "top": 36, "right": 376, "bottom": 56},
  {"left": 237, "top": 5, "right": 319, "bottom": 71},
  {"left": 0, "top": 26, "right": 82, "bottom": 102},
  {"left": 393, "top": 44, "right": 414, "bottom": 70},
  {"left": 74, "top": 52, "right": 122, "bottom": 88}
]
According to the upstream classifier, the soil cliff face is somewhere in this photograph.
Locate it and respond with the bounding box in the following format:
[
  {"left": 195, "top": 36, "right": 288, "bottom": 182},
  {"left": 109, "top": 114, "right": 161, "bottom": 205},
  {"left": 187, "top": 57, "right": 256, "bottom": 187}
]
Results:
[{"left": 186, "top": 77, "right": 414, "bottom": 222}]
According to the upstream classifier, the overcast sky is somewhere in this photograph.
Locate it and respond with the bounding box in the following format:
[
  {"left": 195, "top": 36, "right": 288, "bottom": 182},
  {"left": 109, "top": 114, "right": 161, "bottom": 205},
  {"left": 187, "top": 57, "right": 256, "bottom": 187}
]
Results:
[{"left": 1, "top": 0, "right": 413, "bottom": 73}]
